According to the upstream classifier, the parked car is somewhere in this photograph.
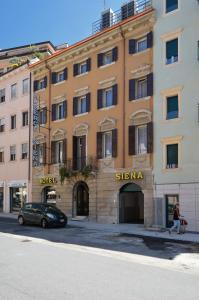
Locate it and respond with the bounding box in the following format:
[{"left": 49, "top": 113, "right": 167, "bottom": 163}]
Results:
[{"left": 18, "top": 203, "right": 67, "bottom": 228}]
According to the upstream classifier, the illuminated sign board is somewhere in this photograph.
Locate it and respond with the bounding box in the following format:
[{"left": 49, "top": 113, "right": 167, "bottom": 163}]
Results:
[
  {"left": 39, "top": 177, "right": 57, "bottom": 185},
  {"left": 115, "top": 171, "right": 144, "bottom": 180}
]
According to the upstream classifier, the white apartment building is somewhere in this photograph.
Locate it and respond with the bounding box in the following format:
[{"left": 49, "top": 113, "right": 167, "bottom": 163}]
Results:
[{"left": 153, "top": 0, "right": 199, "bottom": 231}]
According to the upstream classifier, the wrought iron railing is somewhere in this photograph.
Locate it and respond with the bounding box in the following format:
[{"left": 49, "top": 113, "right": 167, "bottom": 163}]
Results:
[
  {"left": 65, "top": 156, "right": 98, "bottom": 172},
  {"left": 92, "top": 0, "right": 152, "bottom": 34}
]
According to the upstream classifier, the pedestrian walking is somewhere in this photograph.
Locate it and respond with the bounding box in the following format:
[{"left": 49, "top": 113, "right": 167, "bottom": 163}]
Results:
[{"left": 169, "top": 203, "right": 181, "bottom": 234}]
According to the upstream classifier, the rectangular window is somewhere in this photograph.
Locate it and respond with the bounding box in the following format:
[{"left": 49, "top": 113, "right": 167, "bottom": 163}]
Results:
[
  {"left": 137, "top": 37, "right": 147, "bottom": 52},
  {"left": 0, "top": 118, "right": 5, "bottom": 133},
  {"left": 0, "top": 68, "right": 4, "bottom": 76},
  {"left": 166, "top": 0, "right": 178, "bottom": 13},
  {"left": 39, "top": 108, "right": 47, "bottom": 125},
  {"left": 0, "top": 149, "right": 4, "bottom": 163},
  {"left": 22, "top": 111, "right": 28, "bottom": 127},
  {"left": 79, "top": 61, "right": 87, "bottom": 74},
  {"left": 103, "top": 51, "right": 113, "bottom": 65},
  {"left": 38, "top": 78, "right": 45, "bottom": 90},
  {"left": 10, "top": 145, "right": 16, "bottom": 161},
  {"left": 22, "top": 78, "right": 29, "bottom": 95},
  {"left": 166, "top": 144, "right": 178, "bottom": 169},
  {"left": 57, "top": 71, "right": 64, "bottom": 83},
  {"left": 11, "top": 115, "right": 16, "bottom": 130},
  {"left": 55, "top": 141, "right": 63, "bottom": 164},
  {"left": 166, "top": 95, "right": 179, "bottom": 119},
  {"left": 136, "top": 78, "right": 147, "bottom": 99},
  {"left": 102, "top": 131, "right": 112, "bottom": 158},
  {"left": 77, "top": 96, "right": 87, "bottom": 114},
  {"left": 11, "top": 83, "right": 17, "bottom": 99},
  {"left": 38, "top": 144, "right": 45, "bottom": 164},
  {"left": 57, "top": 103, "right": 65, "bottom": 120},
  {"left": 21, "top": 143, "right": 28, "bottom": 159},
  {"left": 103, "top": 88, "right": 113, "bottom": 108},
  {"left": 166, "top": 38, "right": 178, "bottom": 65},
  {"left": 0, "top": 88, "right": 5, "bottom": 103},
  {"left": 136, "top": 125, "right": 147, "bottom": 154}
]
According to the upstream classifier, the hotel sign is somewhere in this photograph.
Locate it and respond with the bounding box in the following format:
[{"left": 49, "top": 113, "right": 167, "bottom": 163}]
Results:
[
  {"left": 115, "top": 171, "right": 144, "bottom": 180},
  {"left": 39, "top": 177, "right": 57, "bottom": 185}
]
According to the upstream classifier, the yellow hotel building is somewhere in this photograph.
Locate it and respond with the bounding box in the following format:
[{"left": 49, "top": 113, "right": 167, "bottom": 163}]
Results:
[{"left": 30, "top": 1, "right": 155, "bottom": 226}]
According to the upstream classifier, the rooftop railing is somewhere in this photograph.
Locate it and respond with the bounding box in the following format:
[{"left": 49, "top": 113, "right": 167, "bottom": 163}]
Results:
[{"left": 92, "top": 0, "right": 152, "bottom": 34}]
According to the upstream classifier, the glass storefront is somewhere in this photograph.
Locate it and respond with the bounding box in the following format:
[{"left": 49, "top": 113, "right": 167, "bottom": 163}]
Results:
[
  {"left": 166, "top": 194, "right": 178, "bottom": 227},
  {"left": 10, "top": 187, "right": 27, "bottom": 213},
  {"left": 42, "top": 186, "right": 57, "bottom": 205},
  {"left": 0, "top": 187, "right": 3, "bottom": 212}
]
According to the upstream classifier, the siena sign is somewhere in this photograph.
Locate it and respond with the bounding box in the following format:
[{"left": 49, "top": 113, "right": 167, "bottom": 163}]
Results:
[{"left": 115, "top": 171, "right": 144, "bottom": 180}]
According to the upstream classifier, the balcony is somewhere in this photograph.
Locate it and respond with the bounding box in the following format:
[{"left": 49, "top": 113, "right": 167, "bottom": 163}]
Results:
[{"left": 92, "top": 0, "right": 152, "bottom": 34}]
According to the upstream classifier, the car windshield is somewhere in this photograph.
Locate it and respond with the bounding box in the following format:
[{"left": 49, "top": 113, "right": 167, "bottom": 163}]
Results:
[{"left": 43, "top": 205, "right": 62, "bottom": 213}]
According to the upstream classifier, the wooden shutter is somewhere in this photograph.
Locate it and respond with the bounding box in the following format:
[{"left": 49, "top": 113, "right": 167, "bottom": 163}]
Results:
[
  {"left": 62, "top": 139, "right": 67, "bottom": 163},
  {"left": 112, "top": 47, "right": 118, "bottom": 62},
  {"left": 52, "top": 104, "right": 56, "bottom": 121},
  {"left": 96, "top": 132, "right": 103, "bottom": 159},
  {"left": 147, "top": 31, "right": 153, "bottom": 48},
  {"left": 33, "top": 80, "right": 38, "bottom": 92},
  {"left": 129, "top": 79, "right": 136, "bottom": 101},
  {"left": 87, "top": 58, "right": 91, "bottom": 72},
  {"left": 43, "top": 143, "right": 46, "bottom": 165},
  {"left": 128, "top": 125, "right": 136, "bottom": 155},
  {"left": 112, "top": 84, "right": 118, "bottom": 105},
  {"left": 147, "top": 122, "right": 153, "bottom": 154},
  {"left": 44, "top": 76, "right": 47, "bottom": 88},
  {"left": 73, "top": 64, "right": 78, "bottom": 76},
  {"left": 52, "top": 72, "right": 57, "bottom": 84},
  {"left": 81, "top": 135, "right": 86, "bottom": 168},
  {"left": 73, "top": 136, "right": 78, "bottom": 170},
  {"left": 147, "top": 73, "right": 153, "bottom": 97},
  {"left": 51, "top": 141, "right": 56, "bottom": 164},
  {"left": 129, "top": 39, "right": 136, "bottom": 54},
  {"left": 63, "top": 100, "right": 67, "bottom": 118},
  {"left": 73, "top": 97, "right": 78, "bottom": 116},
  {"left": 98, "top": 53, "right": 103, "bottom": 67},
  {"left": 86, "top": 93, "right": 91, "bottom": 112},
  {"left": 112, "top": 129, "right": 118, "bottom": 158},
  {"left": 63, "top": 68, "right": 68, "bottom": 80},
  {"left": 43, "top": 107, "right": 47, "bottom": 124},
  {"left": 97, "top": 89, "right": 103, "bottom": 109}
]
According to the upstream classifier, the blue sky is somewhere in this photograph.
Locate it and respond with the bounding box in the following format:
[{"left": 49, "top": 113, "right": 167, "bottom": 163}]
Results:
[{"left": 1, "top": 0, "right": 123, "bottom": 49}]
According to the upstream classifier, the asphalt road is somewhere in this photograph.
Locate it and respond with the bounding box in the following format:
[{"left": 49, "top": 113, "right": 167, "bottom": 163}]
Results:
[{"left": 0, "top": 217, "right": 199, "bottom": 300}]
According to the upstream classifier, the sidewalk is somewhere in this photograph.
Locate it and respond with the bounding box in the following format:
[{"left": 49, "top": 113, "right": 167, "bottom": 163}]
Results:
[{"left": 0, "top": 212, "right": 199, "bottom": 243}]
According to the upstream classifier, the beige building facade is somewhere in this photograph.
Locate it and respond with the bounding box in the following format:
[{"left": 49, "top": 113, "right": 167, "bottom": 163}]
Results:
[{"left": 31, "top": 3, "right": 155, "bottom": 226}]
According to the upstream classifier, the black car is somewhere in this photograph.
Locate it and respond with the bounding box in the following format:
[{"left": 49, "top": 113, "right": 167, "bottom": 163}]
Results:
[{"left": 18, "top": 203, "right": 67, "bottom": 228}]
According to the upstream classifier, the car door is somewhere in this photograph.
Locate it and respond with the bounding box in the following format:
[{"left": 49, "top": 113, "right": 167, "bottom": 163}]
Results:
[
  {"left": 23, "top": 204, "right": 34, "bottom": 223},
  {"left": 31, "top": 204, "right": 43, "bottom": 225}
]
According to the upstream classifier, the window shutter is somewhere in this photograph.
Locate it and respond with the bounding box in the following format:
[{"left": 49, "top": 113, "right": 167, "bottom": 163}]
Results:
[
  {"left": 51, "top": 141, "right": 56, "bottom": 164},
  {"left": 44, "top": 76, "right": 47, "bottom": 88},
  {"left": 73, "top": 97, "right": 78, "bottom": 116},
  {"left": 73, "top": 64, "right": 78, "bottom": 76},
  {"left": 129, "top": 39, "right": 136, "bottom": 54},
  {"left": 112, "top": 84, "right": 118, "bottom": 105},
  {"left": 44, "top": 107, "right": 47, "bottom": 124},
  {"left": 33, "top": 80, "right": 38, "bottom": 92},
  {"left": 97, "top": 89, "right": 103, "bottom": 109},
  {"left": 43, "top": 143, "right": 46, "bottom": 165},
  {"left": 147, "top": 73, "right": 153, "bottom": 97},
  {"left": 129, "top": 79, "right": 136, "bottom": 101},
  {"left": 52, "top": 72, "right": 57, "bottom": 84},
  {"left": 147, "top": 122, "right": 153, "bottom": 154},
  {"left": 73, "top": 136, "right": 78, "bottom": 170},
  {"left": 63, "top": 68, "right": 68, "bottom": 80},
  {"left": 96, "top": 132, "right": 103, "bottom": 159},
  {"left": 98, "top": 53, "right": 103, "bottom": 67},
  {"left": 112, "top": 47, "right": 118, "bottom": 62},
  {"left": 52, "top": 104, "right": 56, "bottom": 121},
  {"left": 87, "top": 58, "right": 91, "bottom": 72},
  {"left": 63, "top": 100, "right": 67, "bottom": 118},
  {"left": 128, "top": 125, "right": 136, "bottom": 155},
  {"left": 112, "top": 129, "right": 118, "bottom": 158},
  {"left": 147, "top": 31, "right": 153, "bottom": 48},
  {"left": 62, "top": 139, "right": 67, "bottom": 163},
  {"left": 86, "top": 93, "right": 91, "bottom": 112}
]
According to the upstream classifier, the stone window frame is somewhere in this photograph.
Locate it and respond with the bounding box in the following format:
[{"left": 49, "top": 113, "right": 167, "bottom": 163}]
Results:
[
  {"left": 161, "top": 85, "right": 183, "bottom": 122},
  {"left": 163, "top": 0, "right": 180, "bottom": 17}
]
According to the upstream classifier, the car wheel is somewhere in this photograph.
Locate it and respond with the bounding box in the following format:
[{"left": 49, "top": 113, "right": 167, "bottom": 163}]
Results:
[
  {"left": 18, "top": 216, "right": 24, "bottom": 226},
  {"left": 41, "top": 218, "right": 48, "bottom": 229}
]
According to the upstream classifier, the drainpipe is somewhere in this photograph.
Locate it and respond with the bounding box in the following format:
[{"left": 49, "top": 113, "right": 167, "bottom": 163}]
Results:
[
  {"left": 45, "top": 61, "right": 52, "bottom": 174},
  {"left": 119, "top": 27, "right": 126, "bottom": 169},
  {"left": 28, "top": 69, "right": 32, "bottom": 182}
]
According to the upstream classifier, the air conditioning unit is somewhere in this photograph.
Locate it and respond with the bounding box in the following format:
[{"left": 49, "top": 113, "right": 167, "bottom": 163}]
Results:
[
  {"left": 101, "top": 8, "right": 114, "bottom": 30},
  {"left": 121, "top": 1, "right": 135, "bottom": 20}
]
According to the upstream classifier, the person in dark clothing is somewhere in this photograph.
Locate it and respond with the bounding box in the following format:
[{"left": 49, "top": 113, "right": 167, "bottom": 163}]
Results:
[{"left": 169, "top": 203, "right": 181, "bottom": 234}]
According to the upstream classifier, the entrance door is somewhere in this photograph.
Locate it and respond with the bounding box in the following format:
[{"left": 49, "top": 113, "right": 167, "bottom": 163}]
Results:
[
  {"left": 166, "top": 195, "right": 178, "bottom": 228},
  {"left": 10, "top": 187, "right": 23, "bottom": 212},
  {"left": 119, "top": 183, "right": 144, "bottom": 224},
  {"left": 74, "top": 182, "right": 89, "bottom": 216}
]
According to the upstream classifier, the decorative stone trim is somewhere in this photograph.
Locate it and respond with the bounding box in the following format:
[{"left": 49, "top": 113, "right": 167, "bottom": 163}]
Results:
[
  {"left": 73, "top": 123, "right": 89, "bottom": 136},
  {"left": 131, "top": 64, "right": 152, "bottom": 78},
  {"left": 51, "top": 128, "right": 66, "bottom": 141},
  {"left": 74, "top": 86, "right": 89, "bottom": 96},
  {"left": 130, "top": 110, "right": 152, "bottom": 126},
  {"left": 98, "top": 117, "right": 116, "bottom": 132},
  {"left": 99, "top": 77, "right": 116, "bottom": 88}
]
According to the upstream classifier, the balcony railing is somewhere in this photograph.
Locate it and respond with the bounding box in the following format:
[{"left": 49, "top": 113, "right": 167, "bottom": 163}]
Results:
[
  {"left": 64, "top": 156, "right": 98, "bottom": 172},
  {"left": 92, "top": 0, "right": 152, "bottom": 34}
]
